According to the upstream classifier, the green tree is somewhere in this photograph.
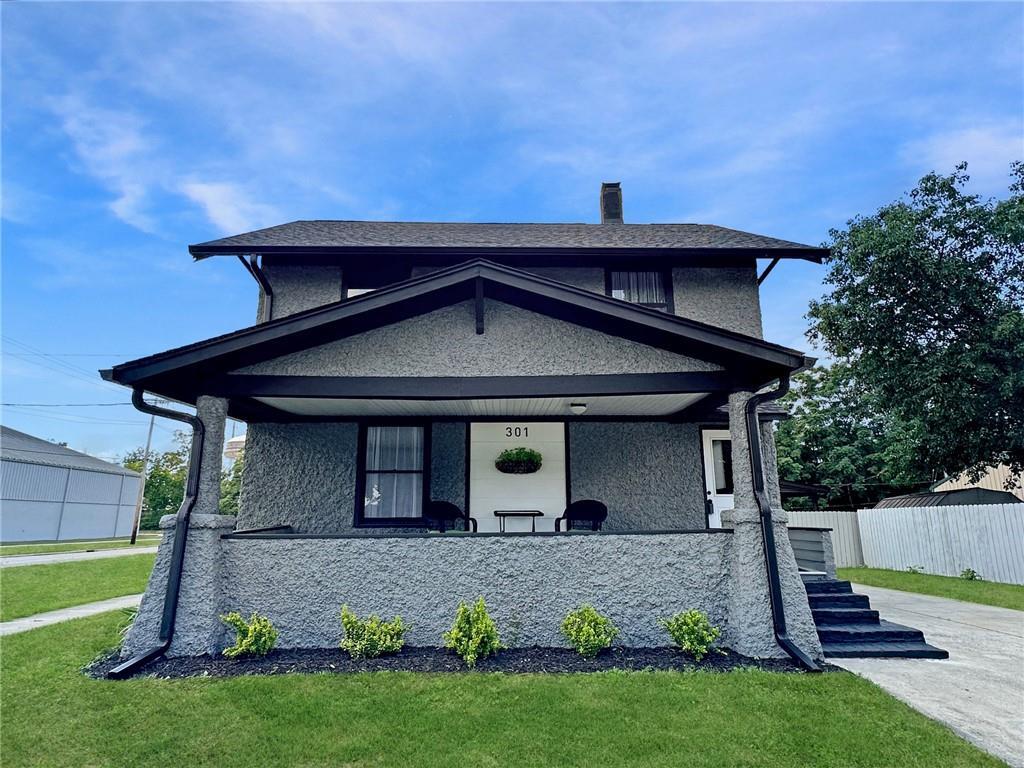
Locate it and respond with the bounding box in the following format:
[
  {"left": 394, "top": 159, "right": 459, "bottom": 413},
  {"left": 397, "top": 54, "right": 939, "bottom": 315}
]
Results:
[
  {"left": 219, "top": 449, "right": 245, "bottom": 516},
  {"left": 122, "top": 432, "right": 190, "bottom": 530},
  {"left": 807, "top": 162, "right": 1024, "bottom": 488},
  {"left": 775, "top": 365, "right": 926, "bottom": 509}
]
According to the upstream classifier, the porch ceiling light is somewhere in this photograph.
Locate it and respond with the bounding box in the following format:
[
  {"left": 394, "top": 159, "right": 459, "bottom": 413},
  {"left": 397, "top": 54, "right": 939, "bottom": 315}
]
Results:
[{"left": 569, "top": 402, "right": 588, "bottom": 416}]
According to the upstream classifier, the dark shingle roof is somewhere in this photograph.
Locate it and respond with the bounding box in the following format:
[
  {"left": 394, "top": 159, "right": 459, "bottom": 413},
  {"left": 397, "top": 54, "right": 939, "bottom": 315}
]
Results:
[
  {"left": 190, "top": 220, "right": 824, "bottom": 258},
  {"left": 1, "top": 425, "right": 139, "bottom": 476},
  {"left": 873, "top": 488, "right": 1020, "bottom": 508}
]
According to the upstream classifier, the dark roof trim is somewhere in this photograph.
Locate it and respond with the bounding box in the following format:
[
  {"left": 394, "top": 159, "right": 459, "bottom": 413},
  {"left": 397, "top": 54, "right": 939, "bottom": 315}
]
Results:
[
  {"left": 104, "top": 259, "right": 813, "bottom": 393},
  {"left": 190, "top": 244, "right": 827, "bottom": 262}
]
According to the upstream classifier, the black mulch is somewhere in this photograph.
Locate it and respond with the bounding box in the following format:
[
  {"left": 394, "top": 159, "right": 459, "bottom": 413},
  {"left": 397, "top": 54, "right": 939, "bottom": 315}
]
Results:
[{"left": 88, "top": 646, "right": 810, "bottom": 680}]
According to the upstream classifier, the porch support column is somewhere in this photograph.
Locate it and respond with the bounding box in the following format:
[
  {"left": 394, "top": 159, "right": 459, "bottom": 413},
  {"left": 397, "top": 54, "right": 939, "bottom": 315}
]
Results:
[
  {"left": 195, "top": 395, "right": 229, "bottom": 516},
  {"left": 121, "top": 395, "right": 236, "bottom": 659},
  {"left": 724, "top": 391, "right": 822, "bottom": 660}
]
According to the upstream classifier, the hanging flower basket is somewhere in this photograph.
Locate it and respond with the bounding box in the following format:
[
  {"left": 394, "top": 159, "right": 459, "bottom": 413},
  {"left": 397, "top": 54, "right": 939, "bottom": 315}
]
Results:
[{"left": 495, "top": 447, "right": 543, "bottom": 474}]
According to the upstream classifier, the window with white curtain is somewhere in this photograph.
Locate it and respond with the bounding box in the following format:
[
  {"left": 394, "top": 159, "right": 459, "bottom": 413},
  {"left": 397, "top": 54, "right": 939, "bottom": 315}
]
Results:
[
  {"left": 608, "top": 270, "right": 671, "bottom": 311},
  {"left": 361, "top": 425, "right": 425, "bottom": 520}
]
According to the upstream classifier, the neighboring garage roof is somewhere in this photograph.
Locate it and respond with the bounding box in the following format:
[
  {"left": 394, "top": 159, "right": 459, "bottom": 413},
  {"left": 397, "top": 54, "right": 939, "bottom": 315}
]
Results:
[
  {"left": 0, "top": 426, "right": 139, "bottom": 476},
  {"left": 189, "top": 220, "right": 827, "bottom": 261},
  {"left": 873, "top": 488, "right": 1020, "bottom": 508}
]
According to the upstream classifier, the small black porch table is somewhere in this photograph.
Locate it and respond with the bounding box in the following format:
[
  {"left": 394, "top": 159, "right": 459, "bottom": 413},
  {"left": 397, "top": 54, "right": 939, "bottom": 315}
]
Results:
[{"left": 493, "top": 510, "right": 544, "bottom": 533}]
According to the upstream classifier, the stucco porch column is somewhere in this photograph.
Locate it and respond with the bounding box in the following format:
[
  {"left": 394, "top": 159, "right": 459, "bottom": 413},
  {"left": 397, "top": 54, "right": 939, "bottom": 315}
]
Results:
[
  {"left": 724, "top": 390, "right": 821, "bottom": 660},
  {"left": 122, "top": 395, "right": 236, "bottom": 658}
]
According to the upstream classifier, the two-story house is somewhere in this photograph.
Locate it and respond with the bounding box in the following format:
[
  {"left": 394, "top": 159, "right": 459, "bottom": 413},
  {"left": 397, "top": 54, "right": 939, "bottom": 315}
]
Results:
[{"left": 106, "top": 183, "right": 830, "bottom": 674}]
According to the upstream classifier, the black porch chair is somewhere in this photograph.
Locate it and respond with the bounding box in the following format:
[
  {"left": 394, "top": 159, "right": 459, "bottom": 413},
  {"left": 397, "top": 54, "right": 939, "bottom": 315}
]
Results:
[
  {"left": 555, "top": 500, "right": 608, "bottom": 532},
  {"left": 424, "top": 500, "right": 477, "bottom": 533}
]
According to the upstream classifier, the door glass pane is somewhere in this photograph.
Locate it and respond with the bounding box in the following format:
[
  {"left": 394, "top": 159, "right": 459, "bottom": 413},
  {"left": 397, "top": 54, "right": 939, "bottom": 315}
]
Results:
[
  {"left": 712, "top": 440, "right": 734, "bottom": 494},
  {"left": 363, "top": 473, "right": 423, "bottom": 518}
]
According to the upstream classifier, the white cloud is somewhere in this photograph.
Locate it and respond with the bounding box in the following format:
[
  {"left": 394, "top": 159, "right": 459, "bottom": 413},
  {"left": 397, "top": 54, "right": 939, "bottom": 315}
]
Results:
[
  {"left": 179, "top": 181, "right": 281, "bottom": 235},
  {"left": 52, "top": 97, "right": 159, "bottom": 232},
  {"left": 902, "top": 123, "right": 1023, "bottom": 194}
]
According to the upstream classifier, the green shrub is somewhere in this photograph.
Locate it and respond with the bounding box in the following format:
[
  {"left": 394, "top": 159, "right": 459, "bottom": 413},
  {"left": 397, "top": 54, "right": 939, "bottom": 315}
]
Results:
[
  {"left": 443, "top": 597, "right": 503, "bottom": 667},
  {"left": 659, "top": 610, "right": 721, "bottom": 661},
  {"left": 561, "top": 605, "right": 618, "bottom": 658},
  {"left": 339, "top": 605, "right": 408, "bottom": 659},
  {"left": 959, "top": 568, "right": 983, "bottom": 581},
  {"left": 494, "top": 447, "right": 543, "bottom": 474},
  {"left": 220, "top": 611, "right": 278, "bottom": 658}
]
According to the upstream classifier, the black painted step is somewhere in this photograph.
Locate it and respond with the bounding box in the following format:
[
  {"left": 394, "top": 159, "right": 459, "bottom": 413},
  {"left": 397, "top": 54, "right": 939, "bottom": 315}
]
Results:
[
  {"left": 817, "top": 620, "right": 924, "bottom": 644},
  {"left": 804, "top": 579, "right": 853, "bottom": 595},
  {"left": 808, "top": 593, "right": 870, "bottom": 609},
  {"left": 822, "top": 640, "right": 949, "bottom": 659},
  {"left": 812, "top": 607, "right": 880, "bottom": 625}
]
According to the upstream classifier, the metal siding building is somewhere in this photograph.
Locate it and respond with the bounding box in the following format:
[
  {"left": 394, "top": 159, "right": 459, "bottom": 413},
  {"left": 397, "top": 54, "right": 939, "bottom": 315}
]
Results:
[{"left": 0, "top": 426, "right": 141, "bottom": 542}]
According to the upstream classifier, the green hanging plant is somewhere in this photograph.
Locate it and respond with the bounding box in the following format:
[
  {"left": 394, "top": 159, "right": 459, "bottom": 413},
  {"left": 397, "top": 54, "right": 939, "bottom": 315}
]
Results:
[{"left": 494, "top": 447, "right": 543, "bottom": 474}]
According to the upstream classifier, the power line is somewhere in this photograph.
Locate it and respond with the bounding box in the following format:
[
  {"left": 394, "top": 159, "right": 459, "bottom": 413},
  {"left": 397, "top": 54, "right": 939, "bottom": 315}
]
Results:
[{"left": 2, "top": 402, "right": 134, "bottom": 407}]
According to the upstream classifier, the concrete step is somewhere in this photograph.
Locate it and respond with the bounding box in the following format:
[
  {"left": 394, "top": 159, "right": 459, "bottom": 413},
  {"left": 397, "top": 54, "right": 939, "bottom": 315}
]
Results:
[
  {"left": 808, "top": 593, "right": 870, "bottom": 609},
  {"left": 812, "top": 607, "right": 880, "bottom": 625},
  {"left": 817, "top": 620, "right": 924, "bottom": 644},
  {"left": 822, "top": 640, "right": 949, "bottom": 659},
  {"left": 803, "top": 579, "right": 854, "bottom": 595}
]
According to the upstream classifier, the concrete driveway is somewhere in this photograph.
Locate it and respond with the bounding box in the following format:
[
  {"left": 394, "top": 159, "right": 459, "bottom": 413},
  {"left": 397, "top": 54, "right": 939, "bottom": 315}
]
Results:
[{"left": 834, "top": 584, "right": 1024, "bottom": 767}]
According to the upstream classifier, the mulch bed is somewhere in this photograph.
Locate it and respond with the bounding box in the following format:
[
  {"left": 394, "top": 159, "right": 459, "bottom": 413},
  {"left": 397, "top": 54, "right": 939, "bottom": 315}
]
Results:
[{"left": 88, "top": 646, "right": 808, "bottom": 679}]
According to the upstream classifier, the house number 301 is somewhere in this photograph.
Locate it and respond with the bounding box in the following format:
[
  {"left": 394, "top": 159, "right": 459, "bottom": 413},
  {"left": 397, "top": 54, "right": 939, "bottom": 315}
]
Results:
[{"left": 505, "top": 426, "right": 528, "bottom": 438}]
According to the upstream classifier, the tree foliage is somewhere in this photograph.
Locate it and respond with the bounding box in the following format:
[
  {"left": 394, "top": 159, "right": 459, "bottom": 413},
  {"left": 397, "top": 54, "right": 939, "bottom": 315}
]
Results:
[
  {"left": 122, "top": 432, "right": 190, "bottom": 530},
  {"left": 805, "top": 162, "right": 1024, "bottom": 490},
  {"left": 219, "top": 449, "right": 245, "bottom": 516}
]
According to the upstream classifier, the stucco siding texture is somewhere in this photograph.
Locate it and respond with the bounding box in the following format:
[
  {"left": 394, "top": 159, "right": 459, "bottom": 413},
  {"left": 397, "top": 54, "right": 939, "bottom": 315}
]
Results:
[
  {"left": 264, "top": 264, "right": 342, "bottom": 319},
  {"left": 238, "top": 299, "right": 721, "bottom": 377},
  {"left": 570, "top": 422, "right": 705, "bottom": 530},
  {"left": 672, "top": 266, "right": 763, "bottom": 338},
  {"left": 430, "top": 422, "right": 466, "bottom": 509},
  {"left": 221, "top": 532, "right": 733, "bottom": 649},
  {"left": 237, "top": 423, "right": 358, "bottom": 533}
]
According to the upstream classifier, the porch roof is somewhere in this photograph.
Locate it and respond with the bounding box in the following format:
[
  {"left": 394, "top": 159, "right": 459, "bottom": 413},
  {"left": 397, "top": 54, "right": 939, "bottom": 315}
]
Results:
[{"left": 102, "top": 259, "right": 813, "bottom": 418}]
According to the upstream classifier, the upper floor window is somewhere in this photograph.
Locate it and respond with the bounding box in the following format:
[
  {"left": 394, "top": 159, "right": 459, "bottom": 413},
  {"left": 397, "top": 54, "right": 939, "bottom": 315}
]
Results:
[{"left": 607, "top": 270, "right": 673, "bottom": 312}]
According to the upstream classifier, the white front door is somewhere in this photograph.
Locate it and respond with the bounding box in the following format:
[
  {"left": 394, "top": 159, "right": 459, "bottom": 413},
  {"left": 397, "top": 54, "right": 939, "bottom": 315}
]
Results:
[
  {"left": 701, "top": 429, "right": 734, "bottom": 528},
  {"left": 469, "top": 422, "right": 566, "bottom": 533}
]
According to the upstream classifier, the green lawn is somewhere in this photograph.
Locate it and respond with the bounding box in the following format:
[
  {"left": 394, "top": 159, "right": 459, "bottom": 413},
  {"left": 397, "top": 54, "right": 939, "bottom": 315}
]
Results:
[
  {"left": 0, "top": 535, "right": 161, "bottom": 557},
  {"left": 838, "top": 567, "right": 1024, "bottom": 612},
  {"left": 0, "top": 613, "right": 1001, "bottom": 768},
  {"left": 0, "top": 555, "right": 156, "bottom": 621}
]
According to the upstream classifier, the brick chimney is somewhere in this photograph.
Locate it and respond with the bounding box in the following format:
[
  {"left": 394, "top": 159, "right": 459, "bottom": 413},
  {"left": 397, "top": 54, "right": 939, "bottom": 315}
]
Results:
[{"left": 600, "top": 182, "right": 623, "bottom": 224}]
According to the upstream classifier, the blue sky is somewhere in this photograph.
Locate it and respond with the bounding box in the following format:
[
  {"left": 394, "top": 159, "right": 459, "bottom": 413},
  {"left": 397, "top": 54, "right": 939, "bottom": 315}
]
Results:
[{"left": 2, "top": 2, "right": 1022, "bottom": 461}]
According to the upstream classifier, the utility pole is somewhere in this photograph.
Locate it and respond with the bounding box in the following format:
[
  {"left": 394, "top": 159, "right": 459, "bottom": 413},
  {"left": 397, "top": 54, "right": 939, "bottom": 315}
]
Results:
[{"left": 129, "top": 413, "right": 156, "bottom": 545}]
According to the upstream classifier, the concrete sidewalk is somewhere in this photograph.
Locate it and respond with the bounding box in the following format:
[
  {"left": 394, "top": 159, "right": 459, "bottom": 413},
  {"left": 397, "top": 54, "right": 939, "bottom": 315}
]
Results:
[
  {"left": 0, "top": 547, "right": 157, "bottom": 568},
  {"left": 0, "top": 594, "right": 143, "bottom": 636},
  {"left": 834, "top": 584, "right": 1024, "bottom": 768}
]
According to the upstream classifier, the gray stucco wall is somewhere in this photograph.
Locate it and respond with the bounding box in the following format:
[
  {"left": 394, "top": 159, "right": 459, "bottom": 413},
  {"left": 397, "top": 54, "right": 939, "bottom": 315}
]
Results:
[
  {"left": 213, "top": 531, "right": 731, "bottom": 651},
  {"left": 673, "top": 265, "right": 763, "bottom": 338},
  {"left": 237, "top": 423, "right": 358, "bottom": 533},
  {"left": 263, "top": 264, "right": 343, "bottom": 320},
  {"left": 430, "top": 422, "right": 466, "bottom": 510},
  {"left": 237, "top": 299, "right": 721, "bottom": 377},
  {"left": 570, "top": 422, "right": 706, "bottom": 530}
]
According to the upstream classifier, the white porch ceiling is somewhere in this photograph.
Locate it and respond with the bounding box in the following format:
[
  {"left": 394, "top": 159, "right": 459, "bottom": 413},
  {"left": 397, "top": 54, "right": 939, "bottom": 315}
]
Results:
[{"left": 254, "top": 392, "right": 709, "bottom": 418}]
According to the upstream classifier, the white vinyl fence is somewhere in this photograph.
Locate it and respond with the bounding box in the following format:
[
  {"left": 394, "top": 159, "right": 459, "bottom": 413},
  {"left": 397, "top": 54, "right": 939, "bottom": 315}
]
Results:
[
  {"left": 857, "top": 503, "right": 1024, "bottom": 585},
  {"left": 787, "top": 510, "right": 864, "bottom": 567}
]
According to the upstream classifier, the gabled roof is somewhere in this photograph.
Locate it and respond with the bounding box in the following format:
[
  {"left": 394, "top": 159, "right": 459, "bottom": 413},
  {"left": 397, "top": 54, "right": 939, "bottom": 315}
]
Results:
[
  {"left": 1, "top": 425, "right": 139, "bottom": 476},
  {"left": 103, "top": 259, "right": 813, "bottom": 403},
  {"left": 189, "top": 220, "right": 826, "bottom": 261},
  {"left": 873, "top": 488, "right": 1021, "bottom": 508}
]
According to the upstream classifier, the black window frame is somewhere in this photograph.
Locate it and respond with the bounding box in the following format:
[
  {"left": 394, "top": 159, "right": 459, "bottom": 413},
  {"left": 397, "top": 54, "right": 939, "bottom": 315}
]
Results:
[
  {"left": 604, "top": 267, "right": 675, "bottom": 313},
  {"left": 353, "top": 421, "right": 432, "bottom": 527}
]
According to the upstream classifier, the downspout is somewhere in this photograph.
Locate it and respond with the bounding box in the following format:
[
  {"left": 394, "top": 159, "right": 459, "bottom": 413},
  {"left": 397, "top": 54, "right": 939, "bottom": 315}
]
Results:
[
  {"left": 237, "top": 254, "right": 274, "bottom": 322},
  {"left": 744, "top": 374, "right": 820, "bottom": 672},
  {"left": 107, "top": 389, "right": 205, "bottom": 679}
]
